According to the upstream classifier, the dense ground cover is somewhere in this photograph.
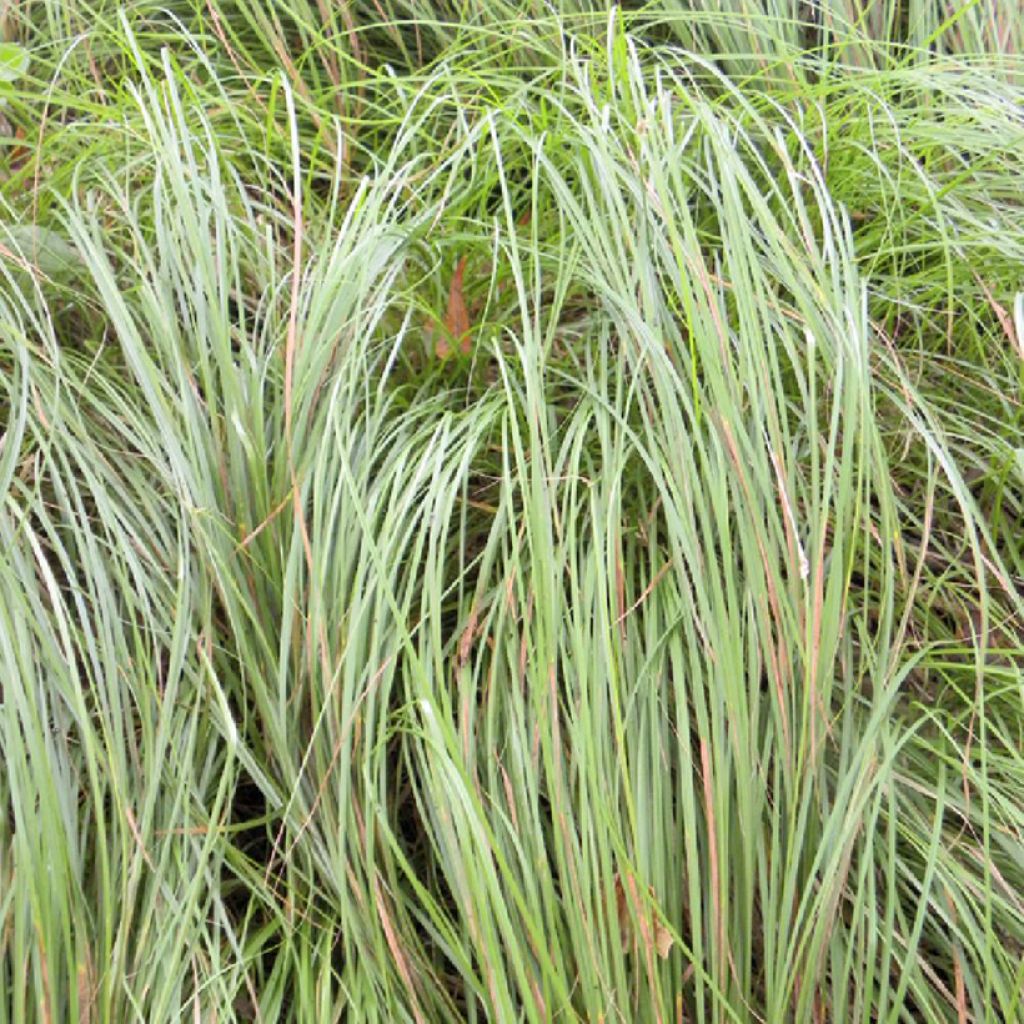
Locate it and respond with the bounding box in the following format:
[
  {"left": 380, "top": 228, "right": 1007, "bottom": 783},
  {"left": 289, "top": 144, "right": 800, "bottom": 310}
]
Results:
[{"left": 1, "top": 2, "right": 1023, "bottom": 1021}]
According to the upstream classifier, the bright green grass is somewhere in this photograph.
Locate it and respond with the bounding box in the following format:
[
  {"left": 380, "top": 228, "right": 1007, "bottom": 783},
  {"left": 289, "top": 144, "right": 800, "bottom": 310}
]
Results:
[{"left": 1, "top": 3, "right": 1023, "bottom": 1022}]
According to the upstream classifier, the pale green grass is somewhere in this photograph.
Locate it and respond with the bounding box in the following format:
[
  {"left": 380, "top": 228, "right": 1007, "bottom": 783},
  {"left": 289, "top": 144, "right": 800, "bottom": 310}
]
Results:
[{"left": 1, "top": 3, "right": 1023, "bottom": 1022}]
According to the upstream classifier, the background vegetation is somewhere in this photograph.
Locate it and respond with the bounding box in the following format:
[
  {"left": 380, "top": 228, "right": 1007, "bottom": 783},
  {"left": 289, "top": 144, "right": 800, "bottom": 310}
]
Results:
[{"left": 1, "top": 1, "right": 1022, "bottom": 1021}]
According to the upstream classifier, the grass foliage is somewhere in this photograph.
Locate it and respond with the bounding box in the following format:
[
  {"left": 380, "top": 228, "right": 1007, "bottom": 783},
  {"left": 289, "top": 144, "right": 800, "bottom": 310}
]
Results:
[{"left": 1, "top": 2, "right": 1023, "bottom": 1021}]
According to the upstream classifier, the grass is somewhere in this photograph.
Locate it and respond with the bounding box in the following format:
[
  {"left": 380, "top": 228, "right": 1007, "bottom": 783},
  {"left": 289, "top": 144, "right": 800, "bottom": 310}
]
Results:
[{"left": 1, "top": 2, "right": 1023, "bottom": 1021}]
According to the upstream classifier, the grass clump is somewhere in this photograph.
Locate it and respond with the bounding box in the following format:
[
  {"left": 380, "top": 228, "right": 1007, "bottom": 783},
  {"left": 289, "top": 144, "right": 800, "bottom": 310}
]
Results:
[{"left": 1, "top": 3, "right": 1023, "bottom": 1022}]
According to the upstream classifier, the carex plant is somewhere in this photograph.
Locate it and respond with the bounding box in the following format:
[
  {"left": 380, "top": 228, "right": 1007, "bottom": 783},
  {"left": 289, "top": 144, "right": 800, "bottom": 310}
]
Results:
[{"left": 1, "top": 3, "right": 1022, "bottom": 1022}]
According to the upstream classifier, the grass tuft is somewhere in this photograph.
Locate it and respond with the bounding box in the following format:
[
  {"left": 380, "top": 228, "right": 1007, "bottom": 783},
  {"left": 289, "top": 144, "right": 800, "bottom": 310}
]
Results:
[{"left": 1, "top": 3, "right": 1023, "bottom": 1021}]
